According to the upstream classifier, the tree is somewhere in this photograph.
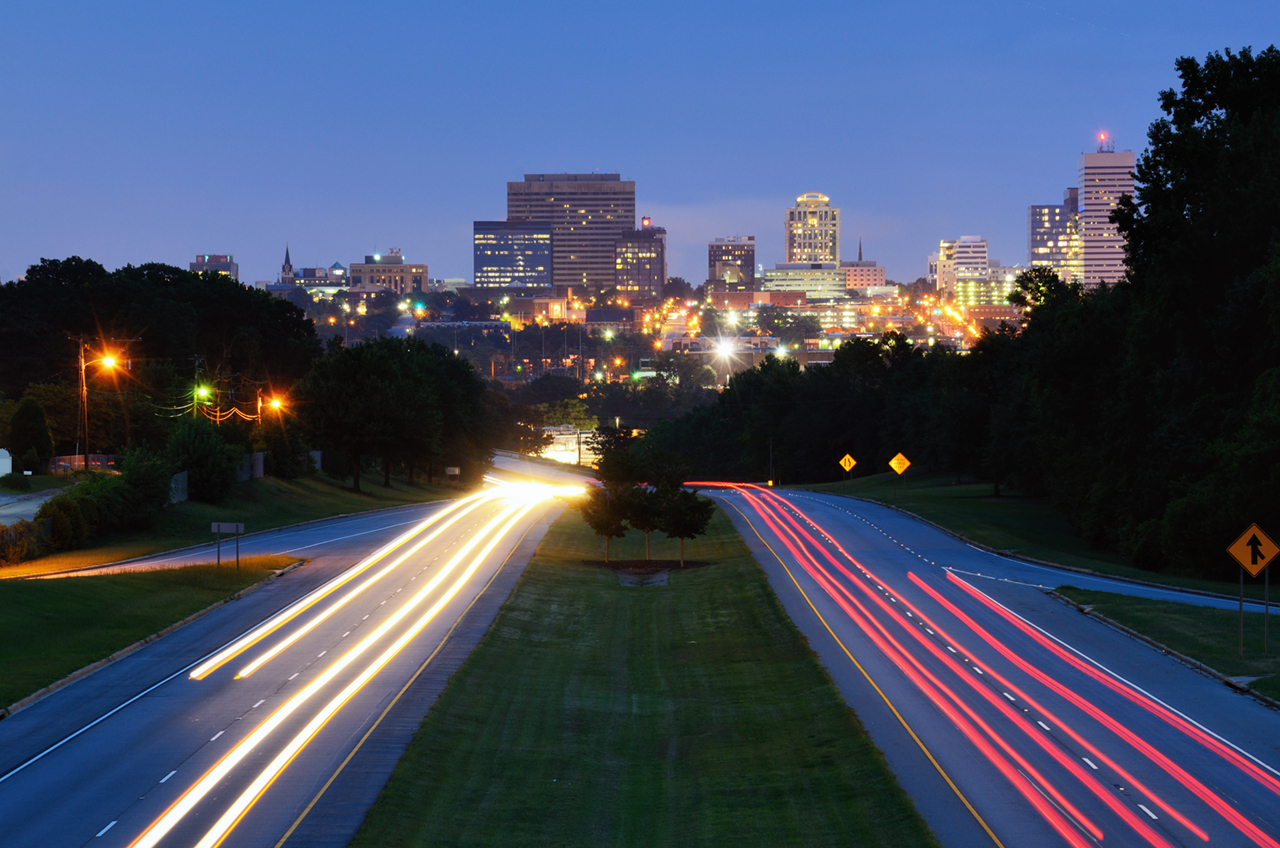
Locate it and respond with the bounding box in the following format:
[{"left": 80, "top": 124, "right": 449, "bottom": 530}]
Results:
[
  {"left": 166, "top": 418, "right": 237, "bottom": 504},
  {"left": 622, "top": 486, "right": 663, "bottom": 560},
  {"left": 8, "top": 397, "right": 54, "bottom": 470},
  {"left": 576, "top": 485, "right": 629, "bottom": 562},
  {"left": 656, "top": 487, "right": 716, "bottom": 566}
]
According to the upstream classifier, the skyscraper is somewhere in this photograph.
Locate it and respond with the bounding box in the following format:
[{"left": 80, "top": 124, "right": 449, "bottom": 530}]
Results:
[
  {"left": 473, "top": 220, "right": 553, "bottom": 288},
  {"left": 1078, "top": 135, "right": 1135, "bottom": 287},
  {"left": 785, "top": 193, "right": 840, "bottom": 263},
  {"left": 614, "top": 221, "right": 666, "bottom": 299},
  {"left": 1027, "top": 187, "right": 1082, "bottom": 282},
  {"left": 708, "top": 236, "right": 755, "bottom": 291},
  {"left": 934, "top": 236, "right": 989, "bottom": 294},
  {"left": 506, "top": 173, "right": 636, "bottom": 290}
]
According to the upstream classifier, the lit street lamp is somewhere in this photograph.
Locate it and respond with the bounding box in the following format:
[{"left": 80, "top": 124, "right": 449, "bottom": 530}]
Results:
[{"left": 77, "top": 339, "right": 118, "bottom": 471}]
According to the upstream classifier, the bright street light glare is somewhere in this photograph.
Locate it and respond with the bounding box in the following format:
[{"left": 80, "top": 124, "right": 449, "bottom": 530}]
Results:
[{"left": 101, "top": 356, "right": 116, "bottom": 368}]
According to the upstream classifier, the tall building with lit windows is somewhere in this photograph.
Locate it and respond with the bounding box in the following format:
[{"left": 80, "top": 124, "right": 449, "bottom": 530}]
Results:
[
  {"left": 473, "top": 220, "right": 553, "bottom": 288},
  {"left": 1078, "top": 136, "right": 1135, "bottom": 287},
  {"left": 785, "top": 193, "right": 840, "bottom": 263},
  {"left": 506, "top": 173, "right": 636, "bottom": 290},
  {"left": 614, "top": 220, "right": 666, "bottom": 299},
  {"left": 708, "top": 236, "right": 755, "bottom": 291},
  {"left": 1027, "top": 187, "right": 1082, "bottom": 282}
]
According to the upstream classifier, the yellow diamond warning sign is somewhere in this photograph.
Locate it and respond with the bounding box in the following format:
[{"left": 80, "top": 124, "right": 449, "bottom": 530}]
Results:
[
  {"left": 1227, "top": 524, "right": 1278, "bottom": 577},
  {"left": 889, "top": 453, "right": 911, "bottom": 476},
  {"left": 839, "top": 454, "right": 856, "bottom": 472}
]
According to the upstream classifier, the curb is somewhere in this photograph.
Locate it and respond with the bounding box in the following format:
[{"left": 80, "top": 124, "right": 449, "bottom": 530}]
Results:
[
  {"left": 0, "top": 560, "right": 305, "bottom": 721},
  {"left": 1048, "top": 590, "right": 1280, "bottom": 712},
  {"left": 2, "top": 496, "right": 453, "bottom": 581},
  {"left": 802, "top": 490, "right": 1254, "bottom": 607}
]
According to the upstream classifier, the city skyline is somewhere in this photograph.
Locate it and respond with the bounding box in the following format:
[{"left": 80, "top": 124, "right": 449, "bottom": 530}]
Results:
[{"left": 1, "top": 3, "right": 1275, "bottom": 286}]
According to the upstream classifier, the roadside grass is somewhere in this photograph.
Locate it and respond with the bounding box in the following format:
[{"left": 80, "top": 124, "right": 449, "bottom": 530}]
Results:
[
  {"left": 350, "top": 510, "right": 937, "bottom": 848},
  {"left": 0, "top": 474, "right": 73, "bottom": 495},
  {"left": 0, "top": 554, "right": 297, "bottom": 708},
  {"left": 797, "top": 472, "right": 1270, "bottom": 600},
  {"left": 1055, "top": 587, "right": 1280, "bottom": 701},
  {"left": 0, "top": 474, "right": 452, "bottom": 579}
]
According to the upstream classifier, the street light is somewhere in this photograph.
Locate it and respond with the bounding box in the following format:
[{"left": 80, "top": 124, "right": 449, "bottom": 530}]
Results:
[{"left": 78, "top": 340, "right": 118, "bottom": 471}]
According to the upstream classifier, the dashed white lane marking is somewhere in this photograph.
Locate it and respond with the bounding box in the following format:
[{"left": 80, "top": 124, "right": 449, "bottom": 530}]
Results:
[
  {"left": 1002, "top": 692, "right": 1016, "bottom": 702},
  {"left": 210, "top": 731, "right": 224, "bottom": 742},
  {"left": 946, "top": 646, "right": 957, "bottom": 653},
  {"left": 252, "top": 699, "right": 265, "bottom": 709},
  {"left": 96, "top": 821, "right": 117, "bottom": 837},
  {"left": 926, "top": 628, "right": 935, "bottom": 635},
  {"left": 380, "top": 601, "right": 386, "bottom": 606},
  {"left": 288, "top": 673, "right": 299, "bottom": 680},
  {"left": 972, "top": 666, "right": 984, "bottom": 674},
  {"left": 1037, "top": 721, "right": 1051, "bottom": 731},
  {"left": 1138, "top": 804, "right": 1157, "bottom": 820},
  {"left": 1083, "top": 757, "right": 1098, "bottom": 770},
  {"left": 342, "top": 631, "right": 350, "bottom": 638},
  {"left": 362, "top": 615, "right": 369, "bottom": 620},
  {"left": 160, "top": 770, "right": 176, "bottom": 783},
  {"left": 317, "top": 651, "right": 327, "bottom": 658}
]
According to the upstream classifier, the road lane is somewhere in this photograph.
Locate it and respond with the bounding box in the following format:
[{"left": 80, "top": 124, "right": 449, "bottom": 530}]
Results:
[
  {"left": 0, "top": 478, "right": 582, "bottom": 848},
  {"left": 710, "top": 485, "right": 1280, "bottom": 848}
]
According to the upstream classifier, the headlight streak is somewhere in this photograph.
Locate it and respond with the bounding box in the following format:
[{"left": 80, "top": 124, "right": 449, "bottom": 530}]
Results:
[
  {"left": 127, "top": 498, "right": 533, "bottom": 848},
  {"left": 732, "top": 488, "right": 1100, "bottom": 848},
  {"left": 745, "top": 489, "right": 1181, "bottom": 848},
  {"left": 188, "top": 493, "right": 494, "bottom": 680},
  {"left": 750, "top": 486, "right": 1278, "bottom": 848},
  {"left": 190, "top": 502, "right": 538, "bottom": 848},
  {"left": 235, "top": 495, "right": 498, "bottom": 678}
]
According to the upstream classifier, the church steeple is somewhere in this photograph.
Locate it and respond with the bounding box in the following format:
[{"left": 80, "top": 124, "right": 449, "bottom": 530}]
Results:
[{"left": 281, "top": 244, "right": 295, "bottom": 285}]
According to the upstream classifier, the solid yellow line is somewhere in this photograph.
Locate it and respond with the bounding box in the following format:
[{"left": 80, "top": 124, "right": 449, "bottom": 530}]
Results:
[
  {"left": 273, "top": 510, "right": 545, "bottom": 848},
  {"left": 722, "top": 497, "right": 1005, "bottom": 848}
]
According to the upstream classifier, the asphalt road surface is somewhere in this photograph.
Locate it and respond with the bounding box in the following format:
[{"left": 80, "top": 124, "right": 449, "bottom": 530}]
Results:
[
  {"left": 709, "top": 485, "right": 1280, "bottom": 848},
  {"left": 0, "top": 476, "right": 580, "bottom": 848}
]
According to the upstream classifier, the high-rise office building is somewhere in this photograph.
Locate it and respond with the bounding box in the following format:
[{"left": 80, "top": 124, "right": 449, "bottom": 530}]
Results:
[
  {"left": 506, "top": 173, "right": 636, "bottom": 290},
  {"left": 708, "top": 236, "right": 755, "bottom": 291},
  {"left": 761, "top": 263, "right": 847, "bottom": 300},
  {"left": 473, "top": 220, "right": 553, "bottom": 288},
  {"left": 785, "top": 193, "right": 840, "bottom": 263},
  {"left": 1027, "top": 187, "right": 1082, "bottom": 282},
  {"left": 614, "top": 221, "right": 667, "bottom": 299},
  {"left": 1078, "top": 136, "right": 1135, "bottom": 287},
  {"left": 934, "top": 236, "right": 989, "bottom": 294},
  {"left": 190, "top": 254, "right": 239, "bottom": 281},
  {"left": 348, "top": 248, "right": 427, "bottom": 296}
]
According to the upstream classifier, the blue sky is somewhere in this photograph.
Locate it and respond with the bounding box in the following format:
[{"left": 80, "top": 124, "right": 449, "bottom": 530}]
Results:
[{"left": 1, "top": 1, "right": 1276, "bottom": 286}]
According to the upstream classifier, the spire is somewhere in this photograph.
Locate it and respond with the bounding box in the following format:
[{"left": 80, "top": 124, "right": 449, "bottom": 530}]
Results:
[
  {"left": 284, "top": 244, "right": 292, "bottom": 268},
  {"left": 858, "top": 238, "right": 863, "bottom": 262}
]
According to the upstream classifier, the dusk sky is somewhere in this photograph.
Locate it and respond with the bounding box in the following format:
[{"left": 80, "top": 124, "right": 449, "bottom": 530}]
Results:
[{"left": 2, "top": 1, "right": 1276, "bottom": 287}]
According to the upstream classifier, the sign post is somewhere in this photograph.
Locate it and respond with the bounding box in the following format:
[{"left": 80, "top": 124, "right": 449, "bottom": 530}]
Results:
[
  {"left": 212, "top": 522, "right": 246, "bottom": 570},
  {"left": 1226, "top": 524, "right": 1278, "bottom": 657},
  {"left": 839, "top": 454, "right": 856, "bottom": 491},
  {"left": 889, "top": 453, "right": 911, "bottom": 500}
]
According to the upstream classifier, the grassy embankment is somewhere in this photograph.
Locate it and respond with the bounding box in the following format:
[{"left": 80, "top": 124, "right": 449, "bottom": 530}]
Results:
[
  {"left": 798, "top": 471, "right": 1272, "bottom": 600},
  {"left": 0, "top": 474, "right": 73, "bottom": 495},
  {"left": 1055, "top": 587, "right": 1280, "bottom": 701},
  {"left": 0, "top": 474, "right": 452, "bottom": 579},
  {"left": 350, "top": 510, "right": 937, "bottom": 848},
  {"left": 0, "top": 555, "right": 296, "bottom": 708}
]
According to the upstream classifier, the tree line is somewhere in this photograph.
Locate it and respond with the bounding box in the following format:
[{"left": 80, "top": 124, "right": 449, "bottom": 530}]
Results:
[{"left": 647, "top": 47, "right": 1280, "bottom": 581}]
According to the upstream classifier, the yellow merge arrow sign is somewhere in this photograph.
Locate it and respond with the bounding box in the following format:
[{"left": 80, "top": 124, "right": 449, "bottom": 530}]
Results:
[
  {"left": 839, "top": 454, "right": 856, "bottom": 472},
  {"left": 1228, "top": 524, "right": 1278, "bottom": 577},
  {"left": 889, "top": 453, "right": 911, "bottom": 476}
]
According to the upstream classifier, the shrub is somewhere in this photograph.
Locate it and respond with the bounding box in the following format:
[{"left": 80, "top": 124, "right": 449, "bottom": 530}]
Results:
[
  {"left": 21, "top": 448, "right": 41, "bottom": 474},
  {"left": 167, "top": 419, "right": 238, "bottom": 504},
  {"left": 120, "top": 446, "right": 174, "bottom": 515},
  {"left": 0, "top": 519, "right": 42, "bottom": 564},
  {"left": 36, "top": 495, "right": 87, "bottom": 551},
  {"left": 0, "top": 471, "right": 31, "bottom": 491},
  {"left": 9, "top": 397, "right": 53, "bottom": 468}
]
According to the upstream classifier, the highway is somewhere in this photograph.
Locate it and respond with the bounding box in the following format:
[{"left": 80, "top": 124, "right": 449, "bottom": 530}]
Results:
[
  {"left": 0, "top": 476, "right": 581, "bottom": 848},
  {"left": 708, "top": 485, "right": 1280, "bottom": 848}
]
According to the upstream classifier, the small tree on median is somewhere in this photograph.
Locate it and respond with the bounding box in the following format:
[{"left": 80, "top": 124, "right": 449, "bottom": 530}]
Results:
[
  {"left": 577, "top": 485, "right": 629, "bottom": 563},
  {"left": 623, "top": 486, "right": 663, "bottom": 561},
  {"left": 657, "top": 487, "right": 716, "bottom": 566}
]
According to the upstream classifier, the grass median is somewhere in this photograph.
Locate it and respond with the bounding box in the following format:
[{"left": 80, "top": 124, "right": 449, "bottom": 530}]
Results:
[
  {"left": 1, "top": 474, "right": 451, "bottom": 579},
  {"left": 1055, "top": 587, "right": 1280, "bottom": 701},
  {"left": 798, "top": 472, "right": 1270, "bottom": 600},
  {"left": 350, "top": 510, "right": 937, "bottom": 848},
  {"left": 0, "top": 554, "right": 298, "bottom": 708}
]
